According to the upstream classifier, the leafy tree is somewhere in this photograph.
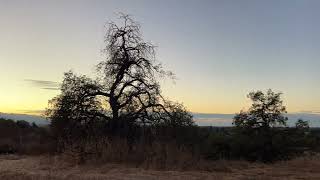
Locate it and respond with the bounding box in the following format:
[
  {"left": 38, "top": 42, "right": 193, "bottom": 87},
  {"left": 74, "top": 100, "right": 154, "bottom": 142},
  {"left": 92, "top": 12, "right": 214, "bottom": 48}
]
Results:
[
  {"left": 151, "top": 101, "right": 194, "bottom": 127},
  {"left": 295, "top": 119, "right": 309, "bottom": 129},
  {"left": 16, "top": 120, "right": 31, "bottom": 129},
  {"left": 232, "top": 89, "right": 288, "bottom": 162},
  {"left": 46, "top": 71, "right": 106, "bottom": 140},
  {"left": 233, "top": 89, "right": 288, "bottom": 130},
  {"left": 150, "top": 101, "right": 196, "bottom": 145}
]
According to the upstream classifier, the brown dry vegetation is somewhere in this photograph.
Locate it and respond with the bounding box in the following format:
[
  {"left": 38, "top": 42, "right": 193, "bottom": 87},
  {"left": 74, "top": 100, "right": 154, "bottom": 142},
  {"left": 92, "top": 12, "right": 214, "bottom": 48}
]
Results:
[{"left": 1, "top": 154, "right": 320, "bottom": 180}]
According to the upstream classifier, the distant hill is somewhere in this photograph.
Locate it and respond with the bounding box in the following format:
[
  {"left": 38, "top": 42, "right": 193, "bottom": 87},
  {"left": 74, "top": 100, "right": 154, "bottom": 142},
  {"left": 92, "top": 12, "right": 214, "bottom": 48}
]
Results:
[
  {"left": 0, "top": 112, "right": 49, "bottom": 126},
  {"left": 1, "top": 112, "right": 319, "bottom": 127},
  {"left": 193, "top": 113, "right": 320, "bottom": 127}
]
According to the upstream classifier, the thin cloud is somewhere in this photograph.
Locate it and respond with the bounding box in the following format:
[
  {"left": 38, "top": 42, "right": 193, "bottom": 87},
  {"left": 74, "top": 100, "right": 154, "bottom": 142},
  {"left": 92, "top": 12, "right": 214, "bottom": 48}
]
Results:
[
  {"left": 19, "top": 109, "right": 46, "bottom": 115},
  {"left": 24, "top": 79, "right": 60, "bottom": 90},
  {"left": 298, "top": 110, "right": 320, "bottom": 114},
  {"left": 42, "top": 87, "right": 60, "bottom": 90}
]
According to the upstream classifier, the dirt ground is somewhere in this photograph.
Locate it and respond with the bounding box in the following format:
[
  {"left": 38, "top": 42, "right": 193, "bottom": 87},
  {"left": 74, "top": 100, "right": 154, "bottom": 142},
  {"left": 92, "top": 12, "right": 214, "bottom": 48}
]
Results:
[{"left": 0, "top": 154, "right": 320, "bottom": 180}]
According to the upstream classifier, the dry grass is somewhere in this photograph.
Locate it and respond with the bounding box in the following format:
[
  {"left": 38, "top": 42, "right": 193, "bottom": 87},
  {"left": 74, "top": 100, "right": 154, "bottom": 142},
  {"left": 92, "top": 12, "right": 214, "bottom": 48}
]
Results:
[
  {"left": 1, "top": 154, "right": 320, "bottom": 180},
  {"left": 60, "top": 138, "right": 204, "bottom": 171}
]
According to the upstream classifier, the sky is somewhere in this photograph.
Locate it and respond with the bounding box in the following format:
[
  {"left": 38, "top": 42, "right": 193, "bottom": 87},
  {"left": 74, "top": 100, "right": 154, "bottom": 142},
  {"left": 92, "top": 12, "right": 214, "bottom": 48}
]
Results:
[{"left": 0, "top": 0, "right": 319, "bottom": 115}]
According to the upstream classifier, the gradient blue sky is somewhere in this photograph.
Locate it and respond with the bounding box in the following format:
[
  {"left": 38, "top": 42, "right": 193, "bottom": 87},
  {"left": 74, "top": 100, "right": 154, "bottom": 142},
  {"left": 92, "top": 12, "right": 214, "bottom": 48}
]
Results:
[{"left": 0, "top": 0, "right": 319, "bottom": 114}]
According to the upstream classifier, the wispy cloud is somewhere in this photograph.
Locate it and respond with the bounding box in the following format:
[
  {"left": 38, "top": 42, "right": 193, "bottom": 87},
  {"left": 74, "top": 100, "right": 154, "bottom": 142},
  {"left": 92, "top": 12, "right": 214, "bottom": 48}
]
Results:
[
  {"left": 42, "top": 87, "right": 60, "bottom": 90},
  {"left": 24, "top": 79, "right": 60, "bottom": 90},
  {"left": 297, "top": 110, "right": 320, "bottom": 114},
  {"left": 19, "top": 109, "right": 46, "bottom": 115}
]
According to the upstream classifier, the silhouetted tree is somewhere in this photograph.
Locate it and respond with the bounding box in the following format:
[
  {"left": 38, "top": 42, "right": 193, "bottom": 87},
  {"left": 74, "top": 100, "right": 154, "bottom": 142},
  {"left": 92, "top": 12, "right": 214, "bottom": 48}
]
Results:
[
  {"left": 232, "top": 89, "right": 288, "bottom": 162},
  {"left": 152, "top": 101, "right": 194, "bottom": 127},
  {"left": 16, "top": 120, "right": 31, "bottom": 129},
  {"left": 150, "top": 101, "right": 196, "bottom": 144},
  {"left": 0, "top": 118, "right": 52, "bottom": 154},
  {"left": 233, "top": 89, "right": 288, "bottom": 130},
  {"left": 295, "top": 119, "right": 309, "bottom": 129},
  {"left": 91, "top": 14, "right": 175, "bottom": 132},
  {"left": 45, "top": 71, "right": 107, "bottom": 152},
  {"left": 46, "top": 14, "right": 193, "bottom": 139}
]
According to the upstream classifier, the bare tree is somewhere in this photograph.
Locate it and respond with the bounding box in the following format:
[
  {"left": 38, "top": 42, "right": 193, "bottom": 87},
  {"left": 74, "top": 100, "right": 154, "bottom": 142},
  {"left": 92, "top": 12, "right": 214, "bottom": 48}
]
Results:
[
  {"left": 46, "top": 14, "right": 192, "bottom": 137},
  {"left": 86, "top": 14, "right": 174, "bottom": 131}
]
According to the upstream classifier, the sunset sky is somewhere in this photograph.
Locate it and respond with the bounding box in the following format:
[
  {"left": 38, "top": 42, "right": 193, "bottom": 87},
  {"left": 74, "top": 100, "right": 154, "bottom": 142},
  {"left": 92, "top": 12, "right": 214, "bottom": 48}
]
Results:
[{"left": 0, "top": 0, "right": 319, "bottom": 115}]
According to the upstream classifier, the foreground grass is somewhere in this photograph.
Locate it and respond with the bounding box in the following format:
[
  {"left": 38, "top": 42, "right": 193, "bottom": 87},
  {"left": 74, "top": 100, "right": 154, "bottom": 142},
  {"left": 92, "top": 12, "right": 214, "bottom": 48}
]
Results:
[{"left": 0, "top": 154, "right": 320, "bottom": 180}]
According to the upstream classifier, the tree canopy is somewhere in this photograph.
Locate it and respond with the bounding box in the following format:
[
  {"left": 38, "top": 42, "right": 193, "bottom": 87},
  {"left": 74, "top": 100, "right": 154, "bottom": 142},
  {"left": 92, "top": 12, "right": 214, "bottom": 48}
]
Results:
[{"left": 233, "top": 89, "right": 288, "bottom": 129}]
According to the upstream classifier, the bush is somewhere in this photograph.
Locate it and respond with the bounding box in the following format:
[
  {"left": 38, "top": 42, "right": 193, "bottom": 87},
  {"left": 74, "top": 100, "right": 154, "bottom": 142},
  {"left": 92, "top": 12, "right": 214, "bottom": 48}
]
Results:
[{"left": 0, "top": 118, "right": 54, "bottom": 155}]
